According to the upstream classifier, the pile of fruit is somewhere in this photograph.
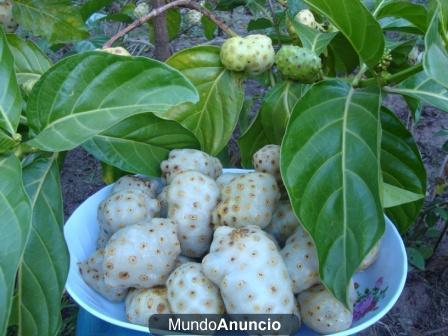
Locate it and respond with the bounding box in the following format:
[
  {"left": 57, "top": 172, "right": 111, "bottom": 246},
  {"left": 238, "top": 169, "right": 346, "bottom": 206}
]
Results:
[{"left": 79, "top": 146, "right": 380, "bottom": 334}]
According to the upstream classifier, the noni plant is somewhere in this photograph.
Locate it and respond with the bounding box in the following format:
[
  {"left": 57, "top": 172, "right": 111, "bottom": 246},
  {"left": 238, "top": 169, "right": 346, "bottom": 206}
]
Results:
[{"left": 1, "top": 0, "right": 447, "bottom": 335}]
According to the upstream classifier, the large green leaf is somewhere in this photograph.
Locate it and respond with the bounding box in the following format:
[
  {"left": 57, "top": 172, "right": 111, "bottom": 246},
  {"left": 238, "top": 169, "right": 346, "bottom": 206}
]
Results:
[
  {"left": 11, "top": 154, "right": 68, "bottom": 336},
  {"left": 148, "top": 9, "right": 181, "bottom": 42},
  {"left": 381, "top": 107, "right": 426, "bottom": 233},
  {"left": 281, "top": 80, "right": 384, "bottom": 307},
  {"left": 0, "top": 154, "right": 32, "bottom": 335},
  {"left": 83, "top": 113, "right": 200, "bottom": 177},
  {"left": 383, "top": 183, "right": 424, "bottom": 208},
  {"left": 388, "top": 72, "right": 448, "bottom": 112},
  {"left": 288, "top": 18, "right": 338, "bottom": 56},
  {"left": 326, "top": 33, "right": 359, "bottom": 76},
  {"left": 238, "top": 111, "right": 269, "bottom": 168},
  {"left": 26, "top": 51, "right": 199, "bottom": 152},
  {"left": 260, "top": 81, "right": 307, "bottom": 144},
  {"left": 80, "top": 0, "right": 114, "bottom": 21},
  {"left": 305, "top": 0, "right": 384, "bottom": 68},
  {"left": 0, "top": 28, "right": 22, "bottom": 136},
  {"left": 379, "top": 17, "right": 423, "bottom": 35},
  {"left": 0, "top": 129, "right": 18, "bottom": 153},
  {"left": 5, "top": 34, "right": 52, "bottom": 84},
  {"left": 376, "top": 0, "right": 428, "bottom": 33},
  {"left": 424, "top": 6, "right": 448, "bottom": 89},
  {"left": 12, "top": 0, "right": 89, "bottom": 44},
  {"left": 165, "top": 46, "right": 244, "bottom": 155}
]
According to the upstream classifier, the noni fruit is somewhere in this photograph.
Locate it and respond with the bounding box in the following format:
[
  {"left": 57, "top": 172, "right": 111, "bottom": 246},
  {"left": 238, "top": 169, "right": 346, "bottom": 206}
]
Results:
[
  {"left": 281, "top": 225, "right": 319, "bottom": 293},
  {"left": 0, "top": 0, "right": 17, "bottom": 33},
  {"left": 275, "top": 45, "right": 322, "bottom": 83},
  {"left": 265, "top": 201, "right": 299, "bottom": 246},
  {"left": 297, "top": 284, "right": 353, "bottom": 334},
  {"left": 212, "top": 172, "right": 280, "bottom": 229},
  {"left": 220, "top": 35, "right": 275, "bottom": 75},
  {"left": 202, "top": 226, "right": 297, "bottom": 315},
  {"left": 161, "top": 149, "right": 222, "bottom": 184},
  {"left": 103, "top": 218, "right": 181, "bottom": 288},
  {"left": 296, "top": 9, "right": 318, "bottom": 29},
  {"left": 168, "top": 171, "right": 220, "bottom": 257},
  {"left": 252, "top": 144, "right": 281, "bottom": 184},
  {"left": 166, "top": 262, "right": 225, "bottom": 314},
  {"left": 133, "top": 2, "right": 150, "bottom": 18},
  {"left": 185, "top": 9, "right": 202, "bottom": 26},
  {"left": 97, "top": 189, "right": 160, "bottom": 246},
  {"left": 79, "top": 248, "right": 128, "bottom": 302},
  {"left": 112, "top": 175, "right": 159, "bottom": 198},
  {"left": 99, "top": 47, "right": 131, "bottom": 56},
  {"left": 125, "top": 287, "right": 170, "bottom": 325}
]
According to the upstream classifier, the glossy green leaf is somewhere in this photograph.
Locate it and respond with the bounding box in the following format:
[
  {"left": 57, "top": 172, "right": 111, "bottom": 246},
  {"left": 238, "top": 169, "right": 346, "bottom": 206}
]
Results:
[
  {"left": 13, "top": 0, "right": 89, "bottom": 44},
  {"left": 238, "top": 110, "right": 269, "bottom": 168},
  {"left": 407, "top": 247, "right": 425, "bottom": 270},
  {"left": 424, "top": 7, "right": 448, "bottom": 89},
  {"left": 376, "top": 1, "right": 428, "bottom": 33},
  {"left": 26, "top": 51, "right": 199, "bottom": 152},
  {"left": 83, "top": 113, "right": 200, "bottom": 177},
  {"left": 380, "top": 107, "right": 426, "bottom": 233},
  {"left": 388, "top": 71, "right": 448, "bottom": 113},
  {"left": 0, "top": 28, "right": 22, "bottom": 136},
  {"left": 281, "top": 80, "right": 384, "bottom": 307},
  {"left": 0, "top": 129, "right": 18, "bottom": 152},
  {"left": 165, "top": 46, "right": 244, "bottom": 155},
  {"left": 326, "top": 33, "right": 359, "bottom": 76},
  {"left": 248, "top": 18, "right": 273, "bottom": 31},
  {"left": 386, "top": 38, "right": 416, "bottom": 74},
  {"left": 5, "top": 34, "right": 52, "bottom": 84},
  {"left": 305, "top": 0, "right": 384, "bottom": 68},
  {"left": 379, "top": 17, "right": 423, "bottom": 35},
  {"left": 260, "top": 81, "right": 308, "bottom": 144},
  {"left": 12, "top": 154, "right": 68, "bottom": 336},
  {"left": 0, "top": 154, "right": 32, "bottom": 335},
  {"left": 289, "top": 19, "right": 338, "bottom": 56},
  {"left": 201, "top": 14, "right": 217, "bottom": 40},
  {"left": 383, "top": 183, "right": 424, "bottom": 208}
]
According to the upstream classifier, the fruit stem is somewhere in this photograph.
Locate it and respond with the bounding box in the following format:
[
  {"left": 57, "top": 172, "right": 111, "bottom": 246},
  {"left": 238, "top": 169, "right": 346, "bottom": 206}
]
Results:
[
  {"left": 351, "top": 64, "right": 368, "bottom": 87},
  {"left": 103, "top": 0, "right": 236, "bottom": 48}
]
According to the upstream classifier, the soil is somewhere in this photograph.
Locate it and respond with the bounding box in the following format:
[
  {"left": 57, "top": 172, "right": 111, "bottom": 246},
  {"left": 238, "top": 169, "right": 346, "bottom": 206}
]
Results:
[{"left": 58, "top": 6, "right": 448, "bottom": 336}]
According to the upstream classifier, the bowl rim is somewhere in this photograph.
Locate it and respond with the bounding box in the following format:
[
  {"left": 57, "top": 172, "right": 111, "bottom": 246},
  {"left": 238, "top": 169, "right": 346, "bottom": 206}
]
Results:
[{"left": 65, "top": 168, "right": 408, "bottom": 335}]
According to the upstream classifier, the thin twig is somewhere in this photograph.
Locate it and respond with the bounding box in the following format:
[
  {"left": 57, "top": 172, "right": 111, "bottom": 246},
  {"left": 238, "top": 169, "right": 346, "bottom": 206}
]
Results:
[{"left": 103, "top": 0, "right": 236, "bottom": 48}]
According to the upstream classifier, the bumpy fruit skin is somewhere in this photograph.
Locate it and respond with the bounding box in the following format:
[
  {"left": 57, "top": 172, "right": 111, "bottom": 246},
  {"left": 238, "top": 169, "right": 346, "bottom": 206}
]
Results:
[
  {"left": 78, "top": 249, "right": 128, "bottom": 302},
  {"left": 168, "top": 171, "right": 220, "bottom": 257},
  {"left": 212, "top": 172, "right": 280, "bottom": 229},
  {"left": 245, "top": 34, "right": 275, "bottom": 75},
  {"left": 173, "top": 254, "right": 196, "bottom": 268},
  {"left": 112, "top": 175, "right": 159, "bottom": 198},
  {"left": 358, "top": 240, "right": 381, "bottom": 271},
  {"left": 185, "top": 9, "right": 202, "bottom": 26},
  {"left": 280, "top": 225, "right": 319, "bottom": 293},
  {"left": 202, "top": 226, "right": 298, "bottom": 315},
  {"left": 296, "top": 9, "right": 317, "bottom": 29},
  {"left": 265, "top": 201, "right": 299, "bottom": 246},
  {"left": 99, "top": 47, "right": 131, "bottom": 56},
  {"left": 166, "top": 262, "right": 225, "bottom": 314},
  {"left": 220, "top": 35, "right": 275, "bottom": 75},
  {"left": 97, "top": 189, "right": 160, "bottom": 247},
  {"left": 133, "top": 2, "right": 150, "bottom": 18},
  {"left": 161, "top": 149, "right": 222, "bottom": 184},
  {"left": 215, "top": 172, "right": 245, "bottom": 190},
  {"left": 297, "top": 284, "right": 353, "bottom": 334},
  {"left": 125, "top": 287, "right": 170, "bottom": 325},
  {"left": 0, "top": 0, "right": 17, "bottom": 33},
  {"left": 252, "top": 144, "right": 281, "bottom": 184},
  {"left": 275, "top": 45, "right": 322, "bottom": 83},
  {"left": 103, "top": 218, "right": 181, "bottom": 288}
]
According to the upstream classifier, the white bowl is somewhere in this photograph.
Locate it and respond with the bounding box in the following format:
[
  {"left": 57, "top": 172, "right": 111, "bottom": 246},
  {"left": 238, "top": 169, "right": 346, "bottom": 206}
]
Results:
[{"left": 65, "top": 169, "right": 407, "bottom": 335}]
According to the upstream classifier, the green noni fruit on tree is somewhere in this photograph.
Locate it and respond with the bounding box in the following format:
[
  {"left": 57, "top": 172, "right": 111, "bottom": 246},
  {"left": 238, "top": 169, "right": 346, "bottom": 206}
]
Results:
[
  {"left": 220, "top": 34, "right": 275, "bottom": 75},
  {"left": 275, "top": 45, "right": 322, "bottom": 83}
]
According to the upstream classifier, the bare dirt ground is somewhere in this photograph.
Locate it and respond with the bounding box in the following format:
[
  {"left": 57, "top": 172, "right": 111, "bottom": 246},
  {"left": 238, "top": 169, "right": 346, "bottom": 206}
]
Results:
[{"left": 60, "top": 7, "right": 448, "bottom": 336}]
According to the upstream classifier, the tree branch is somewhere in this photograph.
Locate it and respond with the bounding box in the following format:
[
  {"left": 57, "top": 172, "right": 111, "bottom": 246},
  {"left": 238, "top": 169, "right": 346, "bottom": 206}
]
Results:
[
  {"left": 153, "top": 0, "right": 171, "bottom": 60},
  {"left": 103, "top": 0, "right": 236, "bottom": 49},
  {"left": 358, "top": 63, "right": 423, "bottom": 88}
]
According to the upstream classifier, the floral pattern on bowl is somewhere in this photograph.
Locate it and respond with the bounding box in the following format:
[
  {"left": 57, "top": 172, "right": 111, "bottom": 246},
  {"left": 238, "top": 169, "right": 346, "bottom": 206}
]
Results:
[{"left": 353, "top": 277, "right": 388, "bottom": 322}]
